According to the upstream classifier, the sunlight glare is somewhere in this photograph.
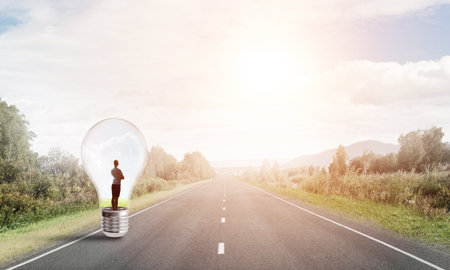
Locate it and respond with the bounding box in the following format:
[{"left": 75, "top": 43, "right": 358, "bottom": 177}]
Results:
[
  {"left": 235, "top": 44, "right": 309, "bottom": 109},
  {"left": 239, "top": 48, "right": 294, "bottom": 92}
]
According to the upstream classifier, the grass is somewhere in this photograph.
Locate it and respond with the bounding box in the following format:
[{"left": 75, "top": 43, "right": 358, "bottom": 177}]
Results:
[
  {"left": 100, "top": 198, "right": 129, "bottom": 208},
  {"left": 249, "top": 181, "right": 450, "bottom": 249},
  {"left": 0, "top": 180, "right": 207, "bottom": 266}
]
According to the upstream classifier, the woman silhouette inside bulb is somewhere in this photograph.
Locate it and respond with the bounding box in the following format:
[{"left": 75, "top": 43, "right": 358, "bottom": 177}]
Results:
[{"left": 111, "top": 160, "right": 125, "bottom": 210}]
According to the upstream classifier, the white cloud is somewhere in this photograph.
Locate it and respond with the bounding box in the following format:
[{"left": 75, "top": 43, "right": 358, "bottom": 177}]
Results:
[
  {"left": 0, "top": 0, "right": 449, "bottom": 164},
  {"left": 315, "top": 56, "right": 450, "bottom": 105}
]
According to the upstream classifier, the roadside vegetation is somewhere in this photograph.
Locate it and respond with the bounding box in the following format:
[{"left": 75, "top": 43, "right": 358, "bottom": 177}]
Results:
[
  {"left": 242, "top": 126, "right": 450, "bottom": 247},
  {"left": 0, "top": 98, "right": 215, "bottom": 232}
]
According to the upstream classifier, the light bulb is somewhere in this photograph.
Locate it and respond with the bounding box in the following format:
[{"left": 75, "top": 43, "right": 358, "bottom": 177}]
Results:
[{"left": 81, "top": 118, "right": 147, "bottom": 238}]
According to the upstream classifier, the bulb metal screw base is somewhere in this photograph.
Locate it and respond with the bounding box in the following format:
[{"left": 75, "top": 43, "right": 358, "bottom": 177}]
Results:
[{"left": 102, "top": 207, "right": 129, "bottom": 238}]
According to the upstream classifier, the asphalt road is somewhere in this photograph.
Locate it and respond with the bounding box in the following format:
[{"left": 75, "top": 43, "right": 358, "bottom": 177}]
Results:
[{"left": 6, "top": 176, "right": 450, "bottom": 270}]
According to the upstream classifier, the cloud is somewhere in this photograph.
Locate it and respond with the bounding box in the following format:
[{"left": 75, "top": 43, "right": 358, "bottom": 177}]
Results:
[
  {"left": 1, "top": 0, "right": 450, "bottom": 162},
  {"left": 314, "top": 56, "right": 450, "bottom": 106}
]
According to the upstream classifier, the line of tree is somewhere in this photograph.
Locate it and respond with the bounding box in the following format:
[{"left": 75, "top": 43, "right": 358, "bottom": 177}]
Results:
[
  {"left": 0, "top": 99, "right": 95, "bottom": 230},
  {"left": 254, "top": 126, "right": 450, "bottom": 183},
  {"left": 141, "top": 146, "right": 215, "bottom": 181},
  {"left": 347, "top": 127, "right": 450, "bottom": 175},
  {"left": 0, "top": 98, "right": 215, "bottom": 230}
]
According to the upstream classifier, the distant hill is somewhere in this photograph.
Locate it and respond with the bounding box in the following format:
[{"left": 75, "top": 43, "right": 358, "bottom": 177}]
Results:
[{"left": 283, "top": 140, "right": 400, "bottom": 169}]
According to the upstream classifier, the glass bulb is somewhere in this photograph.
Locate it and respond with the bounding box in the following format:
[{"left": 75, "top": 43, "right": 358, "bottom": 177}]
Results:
[{"left": 81, "top": 118, "right": 147, "bottom": 238}]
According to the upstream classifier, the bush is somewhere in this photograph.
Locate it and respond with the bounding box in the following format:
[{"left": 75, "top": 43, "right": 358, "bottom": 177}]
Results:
[{"left": 131, "top": 177, "right": 172, "bottom": 198}]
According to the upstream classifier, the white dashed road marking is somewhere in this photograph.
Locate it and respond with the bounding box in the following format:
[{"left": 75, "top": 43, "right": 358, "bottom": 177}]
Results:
[
  {"left": 221, "top": 217, "right": 226, "bottom": 223},
  {"left": 218, "top": 243, "right": 225, "bottom": 254}
]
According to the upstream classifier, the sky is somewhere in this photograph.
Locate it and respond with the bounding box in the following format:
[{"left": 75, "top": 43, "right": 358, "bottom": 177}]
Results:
[{"left": 1, "top": 0, "right": 450, "bottom": 167}]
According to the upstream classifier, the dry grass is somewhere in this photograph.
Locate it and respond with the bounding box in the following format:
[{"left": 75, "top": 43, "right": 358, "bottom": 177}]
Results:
[{"left": 244, "top": 169, "right": 450, "bottom": 218}]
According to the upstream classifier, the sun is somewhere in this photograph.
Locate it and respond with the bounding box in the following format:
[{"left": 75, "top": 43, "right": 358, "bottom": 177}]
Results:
[
  {"left": 239, "top": 48, "right": 294, "bottom": 91},
  {"left": 234, "top": 45, "right": 302, "bottom": 107}
]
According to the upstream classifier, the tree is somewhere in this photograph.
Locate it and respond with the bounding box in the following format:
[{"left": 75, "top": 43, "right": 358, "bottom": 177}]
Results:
[
  {"left": 37, "top": 148, "right": 94, "bottom": 200},
  {"left": 361, "top": 150, "right": 376, "bottom": 174},
  {"left": 349, "top": 156, "right": 363, "bottom": 174},
  {"left": 145, "top": 146, "right": 178, "bottom": 180},
  {"left": 349, "top": 150, "right": 376, "bottom": 175},
  {"left": 368, "top": 153, "right": 397, "bottom": 174},
  {"left": 0, "top": 100, "right": 98, "bottom": 229},
  {"left": 271, "top": 161, "right": 280, "bottom": 178},
  {"left": 260, "top": 159, "right": 272, "bottom": 182},
  {"left": 398, "top": 127, "right": 446, "bottom": 172},
  {"left": 398, "top": 131, "right": 425, "bottom": 171},
  {"left": 329, "top": 145, "right": 348, "bottom": 178},
  {"left": 0, "top": 99, "right": 36, "bottom": 183},
  {"left": 421, "top": 127, "right": 446, "bottom": 171},
  {"left": 444, "top": 143, "right": 450, "bottom": 164},
  {"left": 178, "top": 151, "right": 215, "bottom": 180}
]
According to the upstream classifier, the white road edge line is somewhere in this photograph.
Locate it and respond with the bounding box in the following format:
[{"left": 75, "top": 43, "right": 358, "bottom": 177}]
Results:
[
  {"left": 6, "top": 180, "right": 210, "bottom": 270},
  {"left": 6, "top": 229, "right": 102, "bottom": 270},
  {"left": 249, "top": 184, "right": 445, "bottom": 270},
  {"left": 218, "top": 243, "right": 225, "bottom": 254},
  {"left": 221, "top": 217, "right": 226, "bottom": 223}
]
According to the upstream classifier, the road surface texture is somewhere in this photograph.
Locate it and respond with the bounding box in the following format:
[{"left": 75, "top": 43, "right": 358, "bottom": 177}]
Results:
[{"left": 6, "top": 176, "right": 450, "bottom": 270}]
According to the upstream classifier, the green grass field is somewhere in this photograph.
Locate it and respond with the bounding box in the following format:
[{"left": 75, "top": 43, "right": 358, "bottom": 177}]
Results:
[
  {"left": 100, "top": 198, "right": 129, "bottom": 208},
  {"left": 249, "top": 181, "right": 450, "bottom": 249},
  {"left": 0, "top": 180, "right": 207, "bottom": 266}
]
